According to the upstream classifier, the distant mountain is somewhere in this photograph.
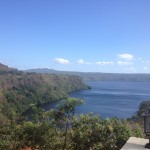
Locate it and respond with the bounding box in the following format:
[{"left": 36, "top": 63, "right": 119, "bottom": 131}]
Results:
[
  {"left": 26, "top": 68, "right": 59, "bottom": 74},
  {"left": 25, "top": 68, "right": 80, "bottom": 75},
  {"left": 25, "top": 68, "right": 150, "bottom": 82}
]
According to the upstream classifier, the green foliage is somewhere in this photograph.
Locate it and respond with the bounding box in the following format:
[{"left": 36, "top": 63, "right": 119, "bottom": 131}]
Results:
[
  {"left": 70, "top": 115, "right": 138, "bottom": 150},
  {"left": 0, "top": 65, "right": 88, "bottom": 121},
  {"left": 0, "top": 98, "right": 143, "bottom": 150},
  {"left": 0, "top": 63, "right": 145, "bottom": 149}
]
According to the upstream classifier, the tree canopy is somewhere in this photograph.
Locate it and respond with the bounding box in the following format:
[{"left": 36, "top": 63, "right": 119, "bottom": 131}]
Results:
[{"left": 0, "top": 98, "right": 143, "bottom": 150}]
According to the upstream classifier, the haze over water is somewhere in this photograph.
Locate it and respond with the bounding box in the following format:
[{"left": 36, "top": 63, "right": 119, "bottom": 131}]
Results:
[{"left": 70, "top": 81, "right": 150, "bottom": 118}]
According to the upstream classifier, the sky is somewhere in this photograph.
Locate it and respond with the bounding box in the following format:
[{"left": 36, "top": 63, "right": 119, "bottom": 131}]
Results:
[{"left": 0, "top": 0, "right": 150, "bottom": 73}]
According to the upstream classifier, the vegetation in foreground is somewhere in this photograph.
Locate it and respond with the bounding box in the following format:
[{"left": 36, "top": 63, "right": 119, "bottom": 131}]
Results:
[
  {"left": 0, "top": 98, "right": 143, "bottom": 150},
  {"left": 0, "top": 63, "right": 145, "bottom": 149}
]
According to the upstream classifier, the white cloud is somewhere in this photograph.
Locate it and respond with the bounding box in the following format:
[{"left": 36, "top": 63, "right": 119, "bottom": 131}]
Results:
[
  {"left": 118, "top": 54, "right": 134, "bottom": 61},
  {"left": 96, "top": 61, "right": 114, "bottom": 65},
  {"left": 117, "top": 61, "right": 133, "bottom": 65},
  {"left": 77, "top": 59, "right": 91, "bottom": 65},
  {"left": 77, "top": 59, "right": 85, "bottom": 64},
  {"left": 54, "top": 58, "right": 70, "bottom": 64}
]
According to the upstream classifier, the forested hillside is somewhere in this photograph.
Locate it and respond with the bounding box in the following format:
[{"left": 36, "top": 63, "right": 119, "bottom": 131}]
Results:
[
  {"left": 0, "top": 63, "right": 144, "bottom": 150},
  {"left": 0, "top": 63, "right": 88, "bottom": 119}
]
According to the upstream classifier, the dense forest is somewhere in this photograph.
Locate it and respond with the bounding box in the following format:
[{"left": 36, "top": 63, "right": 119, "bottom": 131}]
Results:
[
  {"left": 0, "top": 63, "right": 88, "bottom": 121},
  {"left": 0, "top": 63, "right": 146, "bottom": 150}
]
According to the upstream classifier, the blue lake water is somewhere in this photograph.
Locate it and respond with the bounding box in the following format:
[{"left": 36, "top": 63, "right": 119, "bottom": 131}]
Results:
[{"left": 70, "top": 81, "right": 150, "bottom": 119}]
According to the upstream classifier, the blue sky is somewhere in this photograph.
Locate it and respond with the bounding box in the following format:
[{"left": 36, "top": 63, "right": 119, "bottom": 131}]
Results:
[{"left": 0, "top": 0, "right": 150, "bottom": 73}]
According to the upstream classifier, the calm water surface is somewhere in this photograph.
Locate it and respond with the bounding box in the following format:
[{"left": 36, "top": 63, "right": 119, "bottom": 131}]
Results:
[{"left": 70, "top": 81, "right": 150, "bottom": 119}]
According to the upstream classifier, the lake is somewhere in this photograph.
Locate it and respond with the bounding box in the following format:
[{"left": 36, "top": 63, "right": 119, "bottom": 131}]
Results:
[{"left": 70, "top": 81, "right": 150, "bottom": 119}]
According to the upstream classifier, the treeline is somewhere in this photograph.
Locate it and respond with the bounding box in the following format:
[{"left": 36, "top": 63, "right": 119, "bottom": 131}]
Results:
[
  {"left": 25, "top": 68, "right": 150, "bottom": 82},
  {"left": 0, "top": 63, "right": 88, "bottom": 121},
  {"left": 0, "top": 98, "right": 143, "bottom": 150}
]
